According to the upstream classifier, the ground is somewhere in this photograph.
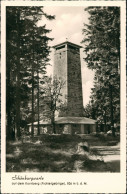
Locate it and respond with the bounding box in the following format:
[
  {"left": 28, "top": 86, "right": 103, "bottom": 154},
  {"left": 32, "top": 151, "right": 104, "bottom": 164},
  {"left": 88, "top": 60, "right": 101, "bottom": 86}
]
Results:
[{"left": 6, "top": 134, "right": 120, "bottom": 172}]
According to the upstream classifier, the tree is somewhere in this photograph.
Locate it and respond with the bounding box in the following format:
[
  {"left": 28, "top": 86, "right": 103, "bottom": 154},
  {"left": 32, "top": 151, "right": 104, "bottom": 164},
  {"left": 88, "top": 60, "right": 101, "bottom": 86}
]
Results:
[
  {"left": 41, "top": 76, "right": 65, "bottom": 134},
  {"left": 82, "top": 7, "right": 120, "bottom": 136},
  {"left": 6, "top": 6, "right": 54, "bottom": 140}
]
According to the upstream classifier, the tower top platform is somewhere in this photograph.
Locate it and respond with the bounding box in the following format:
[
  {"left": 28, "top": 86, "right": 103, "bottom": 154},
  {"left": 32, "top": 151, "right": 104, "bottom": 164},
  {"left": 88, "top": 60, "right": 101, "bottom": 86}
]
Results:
[{"left": 52, "top": 41, "right": 82, "bottom": 49}]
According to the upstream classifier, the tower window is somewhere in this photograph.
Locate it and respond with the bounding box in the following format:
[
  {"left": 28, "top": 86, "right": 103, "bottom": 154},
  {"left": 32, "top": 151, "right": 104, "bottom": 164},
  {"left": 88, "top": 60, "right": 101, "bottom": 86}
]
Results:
[
  {"left": 56, "top": 45, "right": 65, "bottom": 50},
  {"left": 68, "top": 45, "right": 79, "bottom": 52}
]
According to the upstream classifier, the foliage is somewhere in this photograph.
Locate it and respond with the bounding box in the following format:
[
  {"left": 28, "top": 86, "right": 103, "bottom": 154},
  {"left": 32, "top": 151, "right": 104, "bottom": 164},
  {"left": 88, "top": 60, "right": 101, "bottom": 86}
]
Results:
[
  {"left": 82, "top": 7, "right": 120, "bottom": 135},
  {"left": 40, "top": 76, "right": 65, "bottom": 133},
  {"left": 6, "top": 6, "right": 55, "bottom": 139}
]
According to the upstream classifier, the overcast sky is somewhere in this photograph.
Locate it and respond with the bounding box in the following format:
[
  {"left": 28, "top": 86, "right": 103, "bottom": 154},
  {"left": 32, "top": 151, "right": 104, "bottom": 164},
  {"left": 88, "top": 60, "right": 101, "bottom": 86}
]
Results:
[{"left": 38, "top": 6, "right": 94, "bottom": 107}]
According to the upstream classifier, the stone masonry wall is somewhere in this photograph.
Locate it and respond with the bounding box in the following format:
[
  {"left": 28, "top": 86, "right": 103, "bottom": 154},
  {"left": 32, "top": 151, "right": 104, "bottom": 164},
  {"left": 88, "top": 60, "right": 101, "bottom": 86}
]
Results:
[
  {"left": 53, "top": 45, "right": 67, "bottom": 103},
  {"left": 53, "top": 42, "right": 83, "bottom": 117},
  {"left": 67, "top": 46, "right": 83, "bottom": 116}
]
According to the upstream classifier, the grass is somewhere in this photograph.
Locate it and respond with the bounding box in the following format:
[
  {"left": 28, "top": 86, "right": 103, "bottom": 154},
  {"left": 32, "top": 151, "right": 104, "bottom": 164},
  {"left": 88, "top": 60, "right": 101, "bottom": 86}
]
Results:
[
  {"left": 6, "top": 134, "right": 120, "bottom": 172},
  {"left": 94, "top": 133, "right": 120, "bottom": 146}
]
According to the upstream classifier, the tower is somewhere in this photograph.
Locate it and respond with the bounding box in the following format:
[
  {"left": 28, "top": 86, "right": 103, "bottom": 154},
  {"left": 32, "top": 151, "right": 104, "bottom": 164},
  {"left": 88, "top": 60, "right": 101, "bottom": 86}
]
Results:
[{"left": 53, "top": 41, "right": 83, "bottom": 117}]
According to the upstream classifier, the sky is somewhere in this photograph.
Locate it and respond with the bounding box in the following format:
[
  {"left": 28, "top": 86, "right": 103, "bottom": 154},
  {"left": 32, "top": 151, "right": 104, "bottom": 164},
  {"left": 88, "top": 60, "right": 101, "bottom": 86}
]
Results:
[{"left": 38, "top": 6, "right": 94, "bottom": 107}]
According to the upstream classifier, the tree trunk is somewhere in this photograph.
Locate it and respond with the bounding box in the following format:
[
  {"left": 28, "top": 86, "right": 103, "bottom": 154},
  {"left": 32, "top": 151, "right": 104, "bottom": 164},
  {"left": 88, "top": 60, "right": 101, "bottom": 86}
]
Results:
[
  {"left": 31, "top": 57, "right": 34, "bottom": 137},
  {"left": 15, "top": 9, "right": 21, "bottom": 139},
  {"left": 31, "top": 34, "right": 36, "bottom": 137},
  {"left": 6, "top": 61, "right": 13, "bottom": 140},
  {"left": 37, "top": 64, "right": 40, "bottom": 135},
  {"left": 51, "top": 111, "right": 56, "bottom": 134},
  {"left": 109, "top": 84, "right": 115, "bottom": 137},
  {"left": 103, "top": 109, "right": 107, "bottom": 133},
  {"left": 52, "top": 122, "right": 56, "bottom": 134}
]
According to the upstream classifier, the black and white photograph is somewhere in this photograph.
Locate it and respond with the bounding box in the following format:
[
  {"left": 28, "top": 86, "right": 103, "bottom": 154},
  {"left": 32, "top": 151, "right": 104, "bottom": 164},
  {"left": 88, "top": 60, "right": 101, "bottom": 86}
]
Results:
[{"left": 1, "top": 0, "right": 126, "bottom": 193}]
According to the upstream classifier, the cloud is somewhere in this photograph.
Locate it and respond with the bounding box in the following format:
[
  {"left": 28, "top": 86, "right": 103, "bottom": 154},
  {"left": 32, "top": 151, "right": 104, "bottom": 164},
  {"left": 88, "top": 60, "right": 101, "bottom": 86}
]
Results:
[
  {"left": 81, "top": 65, "right": 94, "bottom": 84},
  {"left": 61, "top": 13, "right": 72, "bottom": 20},
  {"left": 46, "top": 64, "right": 53, "bottom": 76},
  {"left": 53, "top": 12, "right": 84, "bottom": 44},
  {"left": 71, "top": 32, "right": 82, "bottom": 44},
  {"left": 72, "top": 14, "right": 83, "bottom": 25},
  {"left": 82, "top": 81, "right": 94, "bottom": 107}
]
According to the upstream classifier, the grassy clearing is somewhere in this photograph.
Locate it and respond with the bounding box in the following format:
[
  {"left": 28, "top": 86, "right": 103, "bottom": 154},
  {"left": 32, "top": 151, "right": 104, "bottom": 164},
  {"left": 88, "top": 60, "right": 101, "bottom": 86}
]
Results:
[{"left": 6, "top": 134, "right": 120, "bottom": 172}]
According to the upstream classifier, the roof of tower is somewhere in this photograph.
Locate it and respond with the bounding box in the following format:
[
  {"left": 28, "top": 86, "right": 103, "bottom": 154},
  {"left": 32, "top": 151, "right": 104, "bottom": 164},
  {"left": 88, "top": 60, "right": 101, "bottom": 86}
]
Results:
[{"left": 52, "top": 41, "right": 82, "bottom": 49}]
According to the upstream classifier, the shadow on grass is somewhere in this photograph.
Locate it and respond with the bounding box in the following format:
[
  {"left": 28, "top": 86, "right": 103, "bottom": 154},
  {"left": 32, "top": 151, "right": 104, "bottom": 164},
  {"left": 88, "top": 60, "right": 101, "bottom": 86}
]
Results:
[
  {"left": 6, "top": 134, "right": 120, "bottom": 172},
  {"left": 6, "top": 137, "right": 78, "bottom": 172}
]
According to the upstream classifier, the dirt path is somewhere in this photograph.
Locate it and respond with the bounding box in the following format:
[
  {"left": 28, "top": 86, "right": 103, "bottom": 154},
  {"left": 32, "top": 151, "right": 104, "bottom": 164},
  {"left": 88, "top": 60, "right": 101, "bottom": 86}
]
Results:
[
  {"left": 74, "top": 142, "right": 120, "bottom": 172},
  {"left": 90, "top": 143, "right": 120, "bottom": 161}
]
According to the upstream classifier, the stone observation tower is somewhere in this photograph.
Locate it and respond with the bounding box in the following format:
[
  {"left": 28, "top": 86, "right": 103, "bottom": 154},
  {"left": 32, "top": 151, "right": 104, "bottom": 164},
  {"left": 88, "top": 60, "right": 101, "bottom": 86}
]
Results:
[
  {"left": 53, "top": 41, "right": 83, "bottom": 117},
  {"left": 29, "top": 41, "right": 96, "bottom": 134}
]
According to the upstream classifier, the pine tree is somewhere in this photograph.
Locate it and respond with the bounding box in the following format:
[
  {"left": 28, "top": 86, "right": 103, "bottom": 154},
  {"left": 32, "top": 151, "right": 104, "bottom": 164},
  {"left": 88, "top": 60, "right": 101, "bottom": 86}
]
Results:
[
  {"left": 82, "top": 7, "right": 120, "bottom": 136},
  {"left": 6, "top": 6, "right": 54, "bottom": 140}
]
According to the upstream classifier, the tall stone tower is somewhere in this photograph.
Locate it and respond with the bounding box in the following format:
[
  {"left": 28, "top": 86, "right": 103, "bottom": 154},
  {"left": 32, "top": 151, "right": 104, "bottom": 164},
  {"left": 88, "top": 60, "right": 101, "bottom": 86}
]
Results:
[{"left": 53, "top": 41, "right": 83, "bottom": 117}]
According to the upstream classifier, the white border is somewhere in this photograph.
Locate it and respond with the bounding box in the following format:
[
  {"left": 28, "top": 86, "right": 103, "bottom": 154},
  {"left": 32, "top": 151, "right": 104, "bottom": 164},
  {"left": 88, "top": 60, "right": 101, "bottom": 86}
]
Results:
[{"left": 1, "top": 1, "right": 126, "bottom": 193}]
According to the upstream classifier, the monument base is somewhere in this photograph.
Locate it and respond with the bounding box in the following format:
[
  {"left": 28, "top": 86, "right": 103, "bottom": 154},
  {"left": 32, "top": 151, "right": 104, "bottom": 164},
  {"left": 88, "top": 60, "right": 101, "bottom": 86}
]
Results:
[{"left": 55, "top": 117, "right": 96, "bottom": 134}]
